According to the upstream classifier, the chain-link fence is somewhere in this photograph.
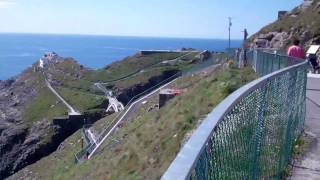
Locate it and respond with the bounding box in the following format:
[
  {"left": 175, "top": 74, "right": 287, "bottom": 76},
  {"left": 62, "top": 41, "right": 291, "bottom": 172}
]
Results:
[
  {"left": 162, "top": 50, "right": 308, "bottom": 180},
  {"left": 246, "top": 49, "right": 303, "bottom": 76}
]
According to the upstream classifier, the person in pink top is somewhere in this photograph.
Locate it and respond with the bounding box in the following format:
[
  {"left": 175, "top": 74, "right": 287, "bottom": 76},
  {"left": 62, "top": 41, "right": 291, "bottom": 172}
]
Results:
[{"left": 287, "top": 39, "right": 305, "bottom": 59}]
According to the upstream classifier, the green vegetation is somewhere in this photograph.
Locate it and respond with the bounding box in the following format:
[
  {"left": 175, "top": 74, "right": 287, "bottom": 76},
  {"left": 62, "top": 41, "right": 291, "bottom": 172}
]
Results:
[
  {"left": 84, "top": 52, "right": 184, "bottom": 82},
  {"left": 252, "top": 0, "right": 320, "bottom": 47},
  {"left": 283, "top": 133, "right": 313, "bottom": 178},
  {"left": 21, "top": 70, "right": 68, "bottom": 125},
  {"left": 56, "top": 87, "right": 105, "bottom": 112},
  {"left": 110, "top": 64, "right": 189, "bottom": 90},
  {"left": 22, "top": 52, "right": 196, "bottom": 123},
  {"left": 23, "top": 87, "right": 67, "bottom": 124},
  {"left": 261, "top": 2, "right": 320, "bottom": 35},
  {"left": 11, "top": 65, "right": 257, "bottom": 180}
]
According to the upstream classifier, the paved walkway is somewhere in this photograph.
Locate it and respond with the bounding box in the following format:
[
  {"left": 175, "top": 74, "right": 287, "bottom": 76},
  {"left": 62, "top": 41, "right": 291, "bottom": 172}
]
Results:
[
  {"left": 291, "top": 75, "right": 320, "bottom": 179},
  {"left": 45, "top": 79, "right": 81, "bottom": 115}
]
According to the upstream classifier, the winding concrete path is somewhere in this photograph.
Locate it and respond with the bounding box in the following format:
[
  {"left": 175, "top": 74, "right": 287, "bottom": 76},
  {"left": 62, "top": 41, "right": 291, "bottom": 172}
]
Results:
[
  {"left": 290, "top": 74, "right": 320, "bottom": 179},
  {"left": 45, "top": 79, "right": 81, "bottom": 115}
]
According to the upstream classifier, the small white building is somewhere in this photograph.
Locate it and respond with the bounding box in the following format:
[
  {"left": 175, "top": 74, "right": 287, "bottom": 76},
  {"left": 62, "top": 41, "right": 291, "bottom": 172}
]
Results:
[
  {"left": 38, "top": 52, "right": 59, "bottom": 69},
  {"left": 39, "top": 58, "right": 45, "bottom": 68}
]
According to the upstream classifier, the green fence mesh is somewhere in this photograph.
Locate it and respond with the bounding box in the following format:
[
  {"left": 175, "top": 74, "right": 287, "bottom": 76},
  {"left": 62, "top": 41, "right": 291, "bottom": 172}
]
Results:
[
  {"left": 246, "top": 49, "right": 303, "bottom": 76},
  {"left": 163, "top": 49, "right": 308, "bottom": 180}
]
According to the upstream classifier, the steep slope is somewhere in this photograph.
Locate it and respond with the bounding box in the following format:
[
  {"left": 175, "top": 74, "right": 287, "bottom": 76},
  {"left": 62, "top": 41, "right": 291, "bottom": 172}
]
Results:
[
  {"left": 9, "top": 64, "right": 257, "bottom": 180},
  {"left": 0, "top": 51, "right": 201, "bottom": 179},
  {"left": 0, "top": 60, "right": 68, "bottom": 179},
  {"left": 250, "top": 0, "right": 320, "bottom": 49}
]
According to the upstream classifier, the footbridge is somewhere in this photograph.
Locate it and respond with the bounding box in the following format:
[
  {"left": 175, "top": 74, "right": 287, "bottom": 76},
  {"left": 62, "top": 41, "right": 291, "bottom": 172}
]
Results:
[
  {"left": 92, "top": 51, "right": 196, "bottom": 113},
  {"left": 163, "top": 49, "right": 310, "bottom": 179},
  {"left": 94, "top": 83, "right": 124, "bottom": 113},
  {"left": 75, "top": 51, "right": 218, "bottom": 162},
  {"left": 75, "top": 72, "right": 182, "bottom": 162}
]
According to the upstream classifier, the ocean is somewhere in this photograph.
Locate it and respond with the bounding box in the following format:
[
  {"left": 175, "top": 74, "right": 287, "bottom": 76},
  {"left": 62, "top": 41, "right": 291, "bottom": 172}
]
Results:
[{"left": 0, "top": 33, "right": 242, "bottom": 80}]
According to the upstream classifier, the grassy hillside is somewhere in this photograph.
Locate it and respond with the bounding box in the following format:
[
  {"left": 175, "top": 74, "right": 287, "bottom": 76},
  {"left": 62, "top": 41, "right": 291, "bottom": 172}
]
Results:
[
  {"left": 17, "top": 69, "right": 66, "bottom": 125},
  {"left": 23, "top": 87, "right": 67, "bottom": 124},
  {"left": 22, "top": 52, "right": 198, "bottom": 122},
  {"left": 259, "top": 3, "right": 320, "bottom": 35},
  {"left": 250, "top": 0, "right": 320, "bottom": 48},
  {"left": 10, "top": 64, "right": 257, "bottom": 180},
  {"left": 84, "top": 52, "right": 185, "bottom": 82}
]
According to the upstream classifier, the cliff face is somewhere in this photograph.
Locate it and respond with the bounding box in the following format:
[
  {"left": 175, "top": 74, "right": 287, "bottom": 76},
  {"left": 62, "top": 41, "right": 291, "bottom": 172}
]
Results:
[
  {"left": 0, "top": 67, "right": 41, "bottom": 123},
  {"left": 0, "top": 51, "right": 195, "bottom": 179},
  {"left": 250, "top": 0, "right": 320, "bottom": 49},
  {"left": 0, "top": 66, "right": 49, "bottom": 178},
  {"left": 0, "top": 56, "right": 94, "bottom": 179}
]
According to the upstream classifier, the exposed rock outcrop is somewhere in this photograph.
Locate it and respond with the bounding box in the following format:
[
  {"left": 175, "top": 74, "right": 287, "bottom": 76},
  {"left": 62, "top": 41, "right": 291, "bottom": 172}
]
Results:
[
  {"left": 0, "top": 55, "right": 95, "bottom": 179},
  {"left": 0, "top": 68, "right": 45, "bottom": 178},
  {"left": 0, "top": 52, "right": 185, "bottom": 179},
  {"left": 250, "top": 0, "right": 320, "bottom": 49}
]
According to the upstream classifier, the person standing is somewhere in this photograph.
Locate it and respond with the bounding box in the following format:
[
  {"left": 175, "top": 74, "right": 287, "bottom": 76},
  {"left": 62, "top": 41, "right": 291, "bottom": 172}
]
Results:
[{"left": 287, "top": 38, "right": 306, "bottom": 59}]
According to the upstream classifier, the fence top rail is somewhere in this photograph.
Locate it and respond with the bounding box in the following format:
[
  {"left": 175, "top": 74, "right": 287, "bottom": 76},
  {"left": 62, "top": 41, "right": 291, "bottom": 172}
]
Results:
[
  {"left": 161, "top": 60, "right": 308, "bottom": 180},
  {"left": 251, "top": 48, "right": 303, "bottom": 60}
]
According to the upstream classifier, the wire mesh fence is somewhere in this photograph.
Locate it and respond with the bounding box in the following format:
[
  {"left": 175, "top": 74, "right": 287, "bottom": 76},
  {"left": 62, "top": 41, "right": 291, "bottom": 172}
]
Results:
[
  {"left": 162, "top": 50, "right": 308, "bottom": 180},
  {"left": 246, "top": 49, "right": 303, "bottom": 76}
]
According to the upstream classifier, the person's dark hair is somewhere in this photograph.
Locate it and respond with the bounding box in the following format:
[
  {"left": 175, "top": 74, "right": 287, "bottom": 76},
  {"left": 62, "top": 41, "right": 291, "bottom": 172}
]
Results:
[{"left": 292, "top": 38, "right": 300, "bottom": 46}]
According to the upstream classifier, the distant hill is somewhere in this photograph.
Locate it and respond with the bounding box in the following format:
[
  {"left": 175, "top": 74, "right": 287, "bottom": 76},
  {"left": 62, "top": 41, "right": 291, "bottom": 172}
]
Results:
[{"left": 250, "top": 0, "right": 320, "bottom": 49}]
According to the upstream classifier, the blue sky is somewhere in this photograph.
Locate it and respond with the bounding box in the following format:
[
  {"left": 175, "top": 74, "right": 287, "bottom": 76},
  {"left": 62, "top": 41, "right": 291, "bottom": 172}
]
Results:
[{"left": 0, "top": 0, "right": 302, "bottom": 39}]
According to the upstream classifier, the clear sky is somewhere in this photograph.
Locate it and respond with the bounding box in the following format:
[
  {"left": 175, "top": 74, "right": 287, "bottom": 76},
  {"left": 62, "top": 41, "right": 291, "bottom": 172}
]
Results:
[{"left": 0, "top": 0, "right": 303, "bottom": 39}]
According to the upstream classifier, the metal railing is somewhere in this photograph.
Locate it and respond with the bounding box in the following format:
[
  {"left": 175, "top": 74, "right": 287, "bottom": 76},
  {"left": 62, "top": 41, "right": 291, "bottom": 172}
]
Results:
[
  {"left": 98, "top": 52, "right": 192, "bottom": 84},
  {"left": 75, "top": 53, "right": 222, "bottom": 163},
  {"left": 162, "top": 50, "right": 308, "bottom": 179},
  {"left": 75, "top": 72, "right": 182, "bottom": 163},
  {"left": 246, "top": 49, "right": 302, "bottom": 76}
]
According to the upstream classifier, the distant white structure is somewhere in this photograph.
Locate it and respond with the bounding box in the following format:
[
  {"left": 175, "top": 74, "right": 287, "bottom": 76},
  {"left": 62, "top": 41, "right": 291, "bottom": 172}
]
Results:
[
  {"left": 38, "top": 52, "right": 59, "bottom": 69},
  {"left": 39, "top": 58, "right": 45, "bottom": 68}
]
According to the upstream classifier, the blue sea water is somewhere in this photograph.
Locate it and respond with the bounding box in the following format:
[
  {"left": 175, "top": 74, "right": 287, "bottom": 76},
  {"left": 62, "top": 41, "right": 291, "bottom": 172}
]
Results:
[{"left": 0, "top": 33, "right": 242, "bottom": 80}]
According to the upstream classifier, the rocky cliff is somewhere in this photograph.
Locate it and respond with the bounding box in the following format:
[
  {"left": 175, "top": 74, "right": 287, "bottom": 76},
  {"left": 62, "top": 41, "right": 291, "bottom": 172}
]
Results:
[
  {"left": 0, "top": 55, "right": 101, "bottom": 179},
  {"left": 0, "top": 64, "right": 46, "bottom": 178},
  {"left": 0, "top": 51, "right": 195, "bottom": 179},
  {"left": 250, "top": 0, "right": 320, "bottom": 49}
]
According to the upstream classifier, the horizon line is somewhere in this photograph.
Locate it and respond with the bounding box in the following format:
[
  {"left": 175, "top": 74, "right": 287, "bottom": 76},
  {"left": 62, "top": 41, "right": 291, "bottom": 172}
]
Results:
[{"left": 0, "top": 32, "right": 243, "bottom": 41}]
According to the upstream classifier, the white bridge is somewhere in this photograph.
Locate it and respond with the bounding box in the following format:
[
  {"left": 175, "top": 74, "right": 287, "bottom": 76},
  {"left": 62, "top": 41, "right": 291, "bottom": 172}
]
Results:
[{"left": 94, "top": 83, "right": 124, "bottom": 113}]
